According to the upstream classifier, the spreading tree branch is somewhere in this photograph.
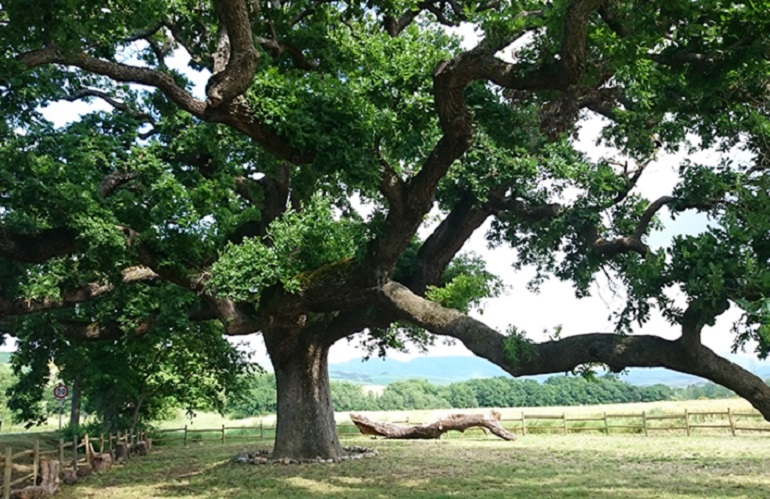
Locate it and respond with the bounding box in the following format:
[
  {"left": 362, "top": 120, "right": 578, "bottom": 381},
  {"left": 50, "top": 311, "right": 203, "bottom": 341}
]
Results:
[
  {"left": 379, "top": 281, "right": 770, "bottom": 419},
  {"left": 18, "top": 46, "right": 310, "bottom": 164},
  {"left": 0, "top": 266, "right": 158, "bottom": 318},
  {"left": 99, "top": 170, "right": 141, "bottom": 198},
  {"left": 63, "top": 88, "right": 156, "bottom": 123},
  {"left": 405, "top": 193, "right": 494, "bottom": 294},
  {"left": 206, "top": 0, "right": 260, "bottom": 107},
  {"left": 0, "top": 226, "right": 80, "bottom": 264},
  {"left": 366, "top": 0, "right": 605, "bottom": 280}
]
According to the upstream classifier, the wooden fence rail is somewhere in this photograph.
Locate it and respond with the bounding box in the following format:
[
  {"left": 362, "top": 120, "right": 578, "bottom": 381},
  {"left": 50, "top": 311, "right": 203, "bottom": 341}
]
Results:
[
  {"left": 0, "top": 429, "right": 151, "bottom": 499},
  {"left": 146, "top": 408, "right": 770, "bottom": 449}
]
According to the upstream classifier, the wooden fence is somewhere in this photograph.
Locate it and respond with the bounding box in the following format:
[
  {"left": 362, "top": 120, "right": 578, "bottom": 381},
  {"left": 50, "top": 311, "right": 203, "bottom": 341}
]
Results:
[
  {"left": 148, "top": 408, "right": 770, "bottom": 447},
  {"left": 503, "top": 408, "right": 770, "bottom": 436},
  {"left": 0, "top": 430, "right": 147, "bottom": 499}
]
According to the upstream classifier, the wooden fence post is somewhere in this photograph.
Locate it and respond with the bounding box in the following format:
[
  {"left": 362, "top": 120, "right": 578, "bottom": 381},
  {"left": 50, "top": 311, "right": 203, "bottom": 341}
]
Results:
[
  {"left": 728, "top": 408, "right": 736, "bottom": 436},
  {"left": 108, "top": 432, "right": 113, "bottom": 453},
  {"left": 521, "top": 412, "right": 527, "bottom": 436},
  {"left": 33, "top": 440, "right": 40, "bottom": 485},
  {"left": 562, "top": 412, "right": 568, "bottom": 435},
  {"left": 221, "top": 424, "right": 226, "bottom": 444},
  {"left": 183, "top": 425, "right": 188, "bottom": 447},
  {"left": 4, "top": 446, "right": 13, "bottom": 499},
  {"left": 84, "top": 434, "right": 90, "bottom": 464},
  {"left": 685, "top": 409, "right": 691, "bottom": 436},
  {"left": 59, "top": 439, "right": 64, "bottom": 466},
  {"left": 259, "top": 420, "right": 263, "bottom": 440},
  {"left": 72, "top": 436, "right": 78, "bottom": 472},
  {"left": 99, "top": 434, "right": 104, "bottom": 453},
  {"left": 642, "top": 411, "right": 648, "bottom": 437},
  {"left": 603, "top": 412, "right": 609, "bottom": 436}
]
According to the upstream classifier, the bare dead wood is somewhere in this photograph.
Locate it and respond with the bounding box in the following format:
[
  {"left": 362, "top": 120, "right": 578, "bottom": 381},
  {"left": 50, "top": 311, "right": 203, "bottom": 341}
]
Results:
[
  {"left": 10, "top": 459, "right": 60, "bottom": 499},
  {"left": 38, "top": 458, "right": 60, "bottom": 492},
  {"left": 349, "top": 412, "right": 517, "bottom": 440},
  {"left": 88, "top": 443, "right": 113, "bottom": 472}
]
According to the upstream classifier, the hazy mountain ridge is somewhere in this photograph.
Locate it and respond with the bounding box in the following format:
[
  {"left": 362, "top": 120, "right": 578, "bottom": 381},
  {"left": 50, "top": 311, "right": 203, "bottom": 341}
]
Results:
[{"left": 329, "top": 355, "right": 770, "bottom": 386}]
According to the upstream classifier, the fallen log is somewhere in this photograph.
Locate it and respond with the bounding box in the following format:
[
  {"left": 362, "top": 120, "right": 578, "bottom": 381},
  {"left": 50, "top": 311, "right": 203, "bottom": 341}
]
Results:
[{"left": 349, "top": 411, "right": 517, "bottom": 441}]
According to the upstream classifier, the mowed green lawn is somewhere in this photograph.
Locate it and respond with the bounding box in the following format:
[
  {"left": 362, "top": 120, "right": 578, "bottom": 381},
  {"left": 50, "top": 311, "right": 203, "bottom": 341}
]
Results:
[{"left": 57, "top": 433, "right": 770, "bottom": 499}]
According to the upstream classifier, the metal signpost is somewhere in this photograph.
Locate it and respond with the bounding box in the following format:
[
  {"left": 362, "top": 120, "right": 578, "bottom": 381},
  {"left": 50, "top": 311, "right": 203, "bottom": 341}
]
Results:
[{"left": 53, "top": 384, "right": 69, "bottom": 430}]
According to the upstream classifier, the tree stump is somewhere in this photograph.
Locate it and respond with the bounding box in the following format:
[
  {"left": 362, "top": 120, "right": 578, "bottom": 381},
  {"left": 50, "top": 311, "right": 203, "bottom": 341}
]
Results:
[
  {"left": 10, "top": 459, "right": 61, "bottom": 499},
  {"left": 62, "top": 470, "right": 77, "bottom": 486},
  {"left": 114, "top": 442, "right": 129, "bottom": 463},
  {"left": 349, "top": 411, "right": 517, "bottom": 440},
  {"left": 134, "top": 440, "right": 148, "bottom": 456},
  {"left": 89, "top": 443, "right": 113, "bottom": 472},
  {"left": 38, "top": 458, "right": 60, "bottom": 492}
]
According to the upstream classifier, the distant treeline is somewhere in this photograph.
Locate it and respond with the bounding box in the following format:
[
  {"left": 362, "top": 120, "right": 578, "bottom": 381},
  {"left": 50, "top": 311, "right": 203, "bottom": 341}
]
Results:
[{"left": 226, "top": 373, "right": 750, "bottom": 418}]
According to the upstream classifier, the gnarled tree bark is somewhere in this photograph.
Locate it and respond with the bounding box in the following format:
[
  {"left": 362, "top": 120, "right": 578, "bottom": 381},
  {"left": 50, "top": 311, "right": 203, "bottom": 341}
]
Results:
[
  {"left": 264, "top": 328, "right": 343, "bottom": 460},
  {"left": 350, "top": 411, "right": 517, "bottom": 440}
]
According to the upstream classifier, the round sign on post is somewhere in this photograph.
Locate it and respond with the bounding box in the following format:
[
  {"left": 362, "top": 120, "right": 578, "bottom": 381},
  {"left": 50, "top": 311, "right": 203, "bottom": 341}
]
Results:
[{"left": 53, "top": 384, "right": 69, "bottom": 399}]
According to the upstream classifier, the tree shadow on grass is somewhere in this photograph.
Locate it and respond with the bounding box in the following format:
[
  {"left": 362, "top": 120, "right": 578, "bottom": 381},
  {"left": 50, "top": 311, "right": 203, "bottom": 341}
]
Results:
[
  {"left": 157, "top": 441, "right": 769, "bottom": 498},
  {"left": 58, "top": 438, "right": 770, "bottom": 498}
]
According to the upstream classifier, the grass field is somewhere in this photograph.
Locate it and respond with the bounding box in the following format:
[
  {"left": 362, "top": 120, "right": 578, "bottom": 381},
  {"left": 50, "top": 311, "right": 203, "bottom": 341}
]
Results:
[
  {"left": 3, "top": 399, "right": 769, "bottom": 498},
  {"left": 54, "top": 433, "right": 770, "bottom": 498}
]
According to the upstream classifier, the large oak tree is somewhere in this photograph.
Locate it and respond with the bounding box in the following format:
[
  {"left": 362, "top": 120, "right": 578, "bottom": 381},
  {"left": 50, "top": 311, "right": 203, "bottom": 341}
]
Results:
[{"left": 1, "top": 0, "right": 769, "bottom": 460}]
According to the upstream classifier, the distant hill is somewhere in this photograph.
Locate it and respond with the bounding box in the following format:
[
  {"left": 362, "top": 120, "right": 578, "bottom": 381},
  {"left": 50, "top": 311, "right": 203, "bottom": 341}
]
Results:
[
  {"left": 330, "top": 356, "right": 508, "bottom": 385},
  {"left": 329, "top": 354, "right": 770, "bottom": 387}
]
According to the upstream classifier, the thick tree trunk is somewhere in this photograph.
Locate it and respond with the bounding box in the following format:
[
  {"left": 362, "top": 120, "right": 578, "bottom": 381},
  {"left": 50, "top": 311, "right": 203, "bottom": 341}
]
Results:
[
  {"left": 264, "top": 329, "right": 342, "bottom": 460},
  {"left": 350, "top": 411, "right": 517, "bottom": 440},
  {"left": 129, "top": 394, "right": 145, "bottom": 433}
]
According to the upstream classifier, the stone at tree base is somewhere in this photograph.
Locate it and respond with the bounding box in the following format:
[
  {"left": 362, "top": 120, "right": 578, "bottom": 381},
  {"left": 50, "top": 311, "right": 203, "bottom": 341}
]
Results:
[{"left": 233, "top": 446, "right": 378, "bottom": 465}]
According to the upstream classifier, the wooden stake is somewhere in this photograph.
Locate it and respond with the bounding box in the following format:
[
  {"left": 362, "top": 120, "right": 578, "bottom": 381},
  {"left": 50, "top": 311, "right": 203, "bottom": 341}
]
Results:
[
  {"left": 84, "top": 434, "right": 90, "bottom": 464},
  {"left": 4, "top": 446, "right": 12, "bottom": 499},
  {"left": 33, "top": 440, "right": 40, "bottom": 484}
]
